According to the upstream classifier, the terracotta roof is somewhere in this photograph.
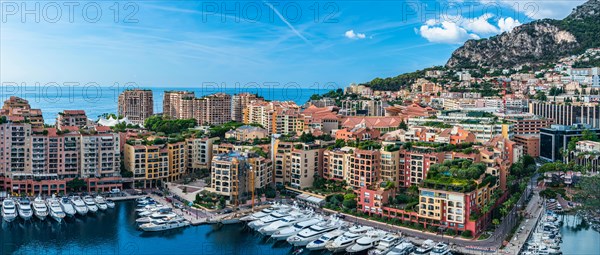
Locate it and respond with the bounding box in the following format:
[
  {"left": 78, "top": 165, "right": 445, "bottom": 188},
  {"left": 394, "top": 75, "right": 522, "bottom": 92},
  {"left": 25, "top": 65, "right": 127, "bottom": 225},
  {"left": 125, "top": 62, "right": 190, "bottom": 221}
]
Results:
[{"left": 341, "top": 116, "right": 404, "bottom": 129}]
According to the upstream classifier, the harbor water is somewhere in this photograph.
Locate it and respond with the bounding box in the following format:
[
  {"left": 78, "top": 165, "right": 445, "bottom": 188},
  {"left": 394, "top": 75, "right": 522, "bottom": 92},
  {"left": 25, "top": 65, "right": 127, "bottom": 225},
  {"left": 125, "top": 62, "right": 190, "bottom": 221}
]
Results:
[
  {"left": 1, "top": 201, "right": 290, "bottom": 255},
  {"left": 559, "top": 214, "right": 600, "bottom": 254}
]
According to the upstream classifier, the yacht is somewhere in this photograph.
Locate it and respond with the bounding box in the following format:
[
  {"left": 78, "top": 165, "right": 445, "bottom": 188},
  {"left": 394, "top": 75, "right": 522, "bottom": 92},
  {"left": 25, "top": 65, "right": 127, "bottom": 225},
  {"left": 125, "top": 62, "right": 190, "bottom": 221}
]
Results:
[
  {"left": 32, "top": 197, "right": 49, "bottom": 221},
  {"left": 240, "top": 207, "right": 278, "bottom": 222},
  {"left": 271, "top": 217, "right": 323, "bottom": 241},
  {"left": 287, "top": 218, "right": 345, "bottom": 246},
  {"left": 388, "top": 241, "right": 416, "bottom": 255},
  {"left": 259, "top": 211, "right": 314, "bottom": 236},
  {"left": 83, "top": 195, "right": 98, "bottom": 213},
  {"left": 106, "top": 199, "right": 116, "bottom": 209},
  {"left": 136, "top": 208, "right": 177, "bottom": 224},
  {"left": 95, "top": 196, "right": 108, "bottom": 211},
  {"left": 430, "top": 242, "right": 451, "bottom": 255},
  {"left": 368, "top": 233, "right": 403, "bottom": 255},
  {"left": 411, "top": 240, "right": 435, "bottom": 255},
  {"left": 325, "top": 225, "right": 374, "bottom": 253},
  {"left": 59, "top": 197, "right": 76, "bottom": 217},
  {"left": 138, "top": 205, "right": 169, "bottom": 217},
  {"left": 1, "top": 199, "right": 18, "bottom": 223},
  {"left": 305, "top": 229, "right": 345, "bottom": 251},
  {"left": 17, "top": 198, "right": 33, "bottom": 220},
  {"left": 346, "top": 230, "right": 388, "bottom": 253},
  {"left": 46, "top": 198, "right": 66, "bottom": 223},
  {"left": 140, "top": 216, "right": 190, "bottom": 232},
  {"left": 248, "top": 209, "right": 292, "bottom": 230},
  {"left": 70, "top": 196, "right": 88, "bottom": 215},
  {"left": 137, "top": 198, "right": 156, "bottom": 207}
]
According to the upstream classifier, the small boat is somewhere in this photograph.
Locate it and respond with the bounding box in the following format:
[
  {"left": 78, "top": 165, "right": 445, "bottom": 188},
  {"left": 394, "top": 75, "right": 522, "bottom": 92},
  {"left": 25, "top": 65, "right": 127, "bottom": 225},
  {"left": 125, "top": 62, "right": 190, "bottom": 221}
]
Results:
[
  {"left": 46, "top": 198, "right": 66, "bottom": 223},
  {"left": 95, "top": 196, "right": 108, "bottom": 211},
  {"left": 1, "top": 199, "right": 18, "bottom": 223},
  {"left": 326, "top": 225, "right": 374, "bottom": 253},
  {"left": 388, "top": 241, "right": 415, "bottom": 255},
  {"left": 346, "top": 230, "right": 388, "bottom": 253},
  {"left": 368, "top": 233, "right": 403, "bottom": 255},
  {"left": 305, "top": 229, "right": 345, "bottom": 251},
  {"left": 32, "top": 197, "right": 49, "bottom": 221},
  {"left": 106, "top": 199, "right": 116, "bottom": 209},
  {"left": 140, "top": 216, "right": 190, "bottom": 232},
  {"left": 70, "top": 196, "right": 88, "bottom": 216},
  {"left": 59, "top": 197, "right": 76, "bottom": 217},
  {"left": 136, "top": 209, "right": 177, "bottom": 224},
  {"left": 412, "top": 239, "right": 435, "bottom": 255},
  {"left": 17, "top": 198, "right": 33, "bottom": 220},
  {"left": 292, "top": 248, "right": 303, "bottom": 255},
  {"left": 83, "top": 195, "right": 98, "bottom": 213}
]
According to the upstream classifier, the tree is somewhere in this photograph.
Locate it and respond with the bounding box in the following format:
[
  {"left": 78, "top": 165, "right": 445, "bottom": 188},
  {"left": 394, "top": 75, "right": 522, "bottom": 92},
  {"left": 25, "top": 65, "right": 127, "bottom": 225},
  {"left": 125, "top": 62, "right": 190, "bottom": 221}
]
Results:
[
  {"left": 492, "top": 218, "right": 500, "bottom": 226},
  {"left": 342, "top": 193, "right": 357, "bottom": 209},
  {"left": 66, "top": 178, "right": 87, "bottom": 192},
  {"left": 573, "top": 175, "right": 600, "bottom": 210},
  {"left": 534, "top": 91, "right": 547, "bottom": 101},
  {"left": 398, "top": 120, "right": 408, "bottom": 131}
]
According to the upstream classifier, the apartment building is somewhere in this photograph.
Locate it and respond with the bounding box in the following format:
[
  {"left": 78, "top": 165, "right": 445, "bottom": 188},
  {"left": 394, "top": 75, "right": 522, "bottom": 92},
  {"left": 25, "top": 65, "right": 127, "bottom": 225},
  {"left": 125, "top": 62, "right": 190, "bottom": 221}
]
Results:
[
  {"left": 196, "top": 93, "right": 232, "bottom": 125},
  {"left": 163, "top": 91, "right": 195, "bottom": 119},
  {"left": 123, "top": 142, "right": 169, "bottom": 188},
  {"left": 540, "top": 124, "right": 600, "bottom": 161},
  {"left": 56, "top": 110, "right": 88, "bottom": 130},
  {"left": 506, "top": 117, "right": 552, "bottom": 135},
  {"left": 244, "top": 101, "right": 301, "bottom": 135},
  {"left": 290, "top": 143, "right": 323, "bottom": 189},
  {"left": 167, "top": 142, "right": 186, "bottom": 182},
  {"left": 379, "top": 147, "right": 401, "bottom": 187},
  {"left": 400, "top": 150, "right": 443, "bottom": 187},
  {"left": 186, "top": 137, "right": 219, "bottom": 172},
  {"left": 232, "top": 93, "right": 259, "bottom": 122},
  {"left": 248, "top": 156, "right": 273, "bottom": 190},
  {"left": 272, "top": 140, "right": 295, "bottom": 185},
  {"left": 118, "top": 89, "right": 154, "bottom": 125},
  {"left": 349, "top": 149, "right": 381, "bottom": 191},
  {"left": 529, "top": 101, "right": 600, "bottom": 128},
  {"left": 225, "top": 125, "right": 268, "bottom": 142},
  {"left": 570, "top": 140, "right": 600, "bottom": 173},
  {"left": 323, "top": 147, "right": 352, "bottom": 181},
  {"left": 1, "top": 96, "right": 44, "bottom": 128},
  {"left": 513, "top": 134, "right": 540, "bottom": 157},
  {"left": 0, "top": 121, "right": 121, "bottom": 194},
  {"left": 210, "top": 152, "right": 248, "bottom": 202}
]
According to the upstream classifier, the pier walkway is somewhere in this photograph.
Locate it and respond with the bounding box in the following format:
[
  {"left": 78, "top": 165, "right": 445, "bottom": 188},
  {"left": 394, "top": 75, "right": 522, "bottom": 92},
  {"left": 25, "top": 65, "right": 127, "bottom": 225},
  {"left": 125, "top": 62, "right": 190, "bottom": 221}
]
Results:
[{"left": 499, "top": 190, "right": 544, "bottom": 254}]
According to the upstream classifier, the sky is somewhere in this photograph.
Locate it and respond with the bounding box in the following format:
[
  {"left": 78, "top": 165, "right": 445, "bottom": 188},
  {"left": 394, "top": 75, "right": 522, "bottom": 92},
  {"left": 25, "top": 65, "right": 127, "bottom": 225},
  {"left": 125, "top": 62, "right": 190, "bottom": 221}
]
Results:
[{"left": 0, "top": 0, "right": 587, "bottom": 90}]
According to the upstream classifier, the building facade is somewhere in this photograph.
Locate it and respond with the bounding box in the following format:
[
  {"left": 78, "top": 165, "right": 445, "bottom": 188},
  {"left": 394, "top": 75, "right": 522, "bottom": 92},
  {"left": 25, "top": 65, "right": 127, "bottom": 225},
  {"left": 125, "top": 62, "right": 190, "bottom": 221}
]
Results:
[{"left": 118, "top": 89, "right": 154, "bottom": 125}]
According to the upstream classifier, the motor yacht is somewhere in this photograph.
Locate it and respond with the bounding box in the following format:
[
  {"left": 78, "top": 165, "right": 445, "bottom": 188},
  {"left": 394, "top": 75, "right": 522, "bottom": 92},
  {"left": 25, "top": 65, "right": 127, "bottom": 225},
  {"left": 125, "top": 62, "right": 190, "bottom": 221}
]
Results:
[
  {"left": 346, "top": 230, "right": 388, "bottom": 253},
  {"left": 325, "top": 225, "right": 374, "bottom": 253},
  {"left": 287, "top": 218, "right": 345, "bottom": 246},
  {"left": 83, "top": 195, "right": 98, "bottom": 213},
  {"left": 368, "top": 233, "right": 402, "bottom": 255},
  {"left": 411, "top": 240, "right": 435, "bottom": 255},
  {"left": 240, "top": 207, "right": 278, "bottom": 222},
  {"left": 305, "top": 229, "right": 345, "bottom": 251},
  {"left": 140, "top": 216, "right": 190, "bottom": 232},
  {"left": 106, "top": 199, "right": 116, "bottom": 209},
  {"left": 70, "top": 196, "right": 88, "bottom": 215},
  {"left": 258, "top": 211, "right": 314, "bottom": 236},
  {"left": 271, "top": 217, "right": 323, "bottom": 241},
  {"left": 1, "top": 199, "right": 18, "bottom": 223},
  {"left": 430, "top": 242, "right": 451, "bottom": 255},
  {"left": 138, "top": 205, "right": 169, "bottom": 217},
  {"left": 95, "top": 196, "right": 108, "bottom": 211},
  {"left": 32, "top": 197, "right": 49, "bottom": 221},
  {"left": 137, "top": 198, "right": 156, "bottom": 207},
  {"left": 248, "top": 209, "right": 292, "bottom": 230},
  {"left": 46, "top": 198, "right": 66, "bottom": 223},
  {"left": 59, "top": 197, "right": 76, "bottom": 217},
  {"left": 136, "top": 208, "right": 176, "bottom": 224},
  {"left": 17, "top": 198, "right": 33, "bottom": 220},
  {"left": 388, "top": 241, "right": 416, "bottom": 255}
]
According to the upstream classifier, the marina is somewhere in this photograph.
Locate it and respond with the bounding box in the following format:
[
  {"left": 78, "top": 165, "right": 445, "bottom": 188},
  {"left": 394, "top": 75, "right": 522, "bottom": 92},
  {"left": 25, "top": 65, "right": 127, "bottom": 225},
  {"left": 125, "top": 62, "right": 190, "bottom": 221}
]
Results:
[{"left": 1, "top": 195, "right": 116, "bottom": 223}]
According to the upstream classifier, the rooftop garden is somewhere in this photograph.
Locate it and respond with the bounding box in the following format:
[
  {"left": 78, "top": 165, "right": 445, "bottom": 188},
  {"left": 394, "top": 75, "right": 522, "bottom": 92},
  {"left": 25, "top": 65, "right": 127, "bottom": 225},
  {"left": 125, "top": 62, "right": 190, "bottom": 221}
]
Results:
[
  {"left": 144, "top": 115, "right": 196, "bottom": 135},
  {"left": 403, "top": 141, "right": 480, "bottom": 154},
  {"left": 422, "top": 159, "right": 488, "bottom": 193},
  {"left": 421, "top": 121, "right": 452, "bottom": 128}
]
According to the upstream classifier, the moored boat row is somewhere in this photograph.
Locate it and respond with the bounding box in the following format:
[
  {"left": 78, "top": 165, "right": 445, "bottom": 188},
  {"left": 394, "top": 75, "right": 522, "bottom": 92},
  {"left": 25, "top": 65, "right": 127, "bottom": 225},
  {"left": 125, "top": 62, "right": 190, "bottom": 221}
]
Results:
[
  {"left": 134, "top": 197, "right": 190, "bottom": 232},
  {"left": 242, "top": 203, "right": 451, "bottom": 254},
  {"left": 1, "top": 195, "right": 115, "bottom": 223}
]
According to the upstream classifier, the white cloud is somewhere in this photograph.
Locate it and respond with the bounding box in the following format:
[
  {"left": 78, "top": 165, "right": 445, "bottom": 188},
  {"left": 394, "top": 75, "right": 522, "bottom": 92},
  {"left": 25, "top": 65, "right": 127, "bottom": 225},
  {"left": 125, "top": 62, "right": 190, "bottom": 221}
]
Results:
[
  {"left": 345, "top": 30, "right": 367, "bottom": 39},
  {"left": 418, "top": 21, "right": 480, "bottom": 44},
  {"left": 497, "top": 17, "right": 522, "bottom": 32},
  {"left": 417, "top": 13, "right": 523, "bottom": 44}
]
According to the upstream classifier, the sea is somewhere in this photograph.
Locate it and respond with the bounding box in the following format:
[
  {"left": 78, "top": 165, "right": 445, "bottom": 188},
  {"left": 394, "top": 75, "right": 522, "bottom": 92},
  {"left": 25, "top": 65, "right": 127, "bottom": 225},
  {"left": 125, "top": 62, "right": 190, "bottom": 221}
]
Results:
[
  {"left": 0, "top": 201, "right": 291, "bottom": 255},
  {"left": 0, "top": 85, "right": 332, "bottom": 124},
  {"left": 1, "top": 201, "right": 598, "bottom": 255}
]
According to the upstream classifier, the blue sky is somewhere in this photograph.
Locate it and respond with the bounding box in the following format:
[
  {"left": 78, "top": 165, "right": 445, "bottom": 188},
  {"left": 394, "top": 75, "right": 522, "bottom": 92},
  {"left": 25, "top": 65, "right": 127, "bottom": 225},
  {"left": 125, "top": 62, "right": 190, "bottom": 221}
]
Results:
[{"left": 0, "top": 0, "right": 586, "bottom": 89}]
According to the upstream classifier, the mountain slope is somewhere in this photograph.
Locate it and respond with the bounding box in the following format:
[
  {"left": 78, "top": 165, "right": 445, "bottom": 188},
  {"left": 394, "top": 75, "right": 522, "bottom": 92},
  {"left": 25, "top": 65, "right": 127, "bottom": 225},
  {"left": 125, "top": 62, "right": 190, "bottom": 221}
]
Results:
[{"left": 446, "top": 0, "right": 600, "bottom": 68}]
